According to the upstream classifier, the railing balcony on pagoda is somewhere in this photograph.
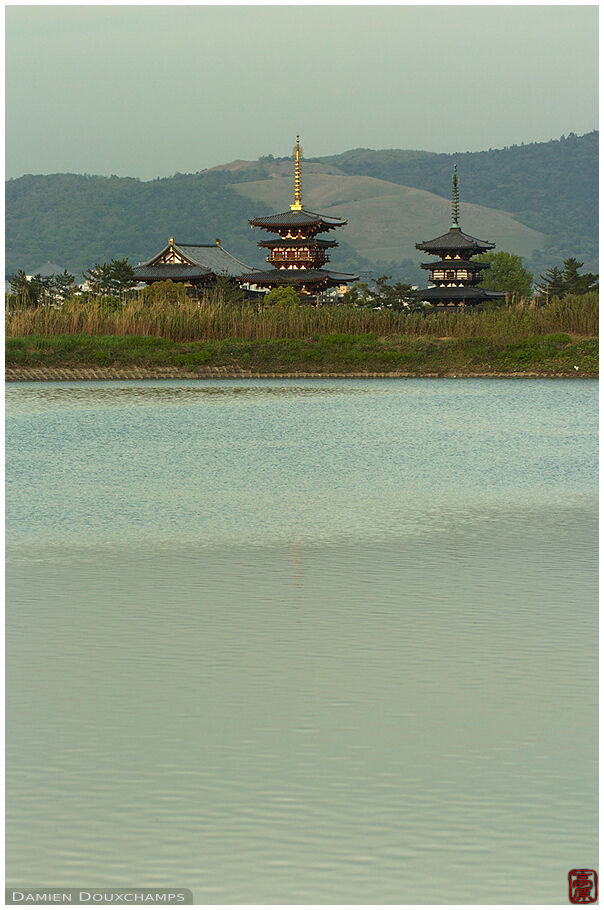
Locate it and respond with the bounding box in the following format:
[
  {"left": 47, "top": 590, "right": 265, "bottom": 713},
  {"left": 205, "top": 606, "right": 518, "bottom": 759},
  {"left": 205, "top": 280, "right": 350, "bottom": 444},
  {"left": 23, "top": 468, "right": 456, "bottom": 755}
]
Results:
[
  {"left": 431, "top": 269, "right": 472, "bottom": 282},
  {"left": 268, "top": 248, "right": 329, "bottom": 269}
]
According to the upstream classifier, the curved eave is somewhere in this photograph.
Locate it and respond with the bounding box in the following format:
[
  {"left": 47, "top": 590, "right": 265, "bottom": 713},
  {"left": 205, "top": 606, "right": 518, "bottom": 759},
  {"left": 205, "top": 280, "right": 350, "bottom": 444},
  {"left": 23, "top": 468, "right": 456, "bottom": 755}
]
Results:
[
  {"left": 413, "top": 287, "right": 506, "bottom": 301},
  {"left": 248, "top": 209, "right": 347, "bottom": 233},
  {"left": 415, "top": 227, "right": 495, "bottom": 255},
  {"left": 250, "top": 222, "right": 346, "bottom": 235},
  {"left": 415, "top": 241, "right": 495, "bottom": 255},
  {"left": 420, "top": 260, "right": 491, "bottom": 270},
  {"left": 133, "top": 265, "right": 212, "bottom": 280},
  {"left": 257, "top": 238, "right": 337, "bottom": 249},
  {"left": 235, "top": 268, "right": 357, "bottom": 288}
]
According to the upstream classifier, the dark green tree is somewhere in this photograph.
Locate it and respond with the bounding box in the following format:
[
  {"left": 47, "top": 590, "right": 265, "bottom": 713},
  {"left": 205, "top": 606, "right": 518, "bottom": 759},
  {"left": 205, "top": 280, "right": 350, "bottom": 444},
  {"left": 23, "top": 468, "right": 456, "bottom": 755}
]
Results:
[
  {"left": 340, "top": 282, "right": 373, "bottom": 307},
  {"left": 534, "top": 266, "right": 566, "bottom": 301},
  {"left": 8, "top": 269, "right": 47, "bottom": 307},
  {"left": 142, "top": 279, "right": 187, "bottom": 305},
  {"left": 476, "top": 251, "right": 533, "bottom": 302},
  {"left": 560, "top": 257, "right": 598, "bottom": 295},
  {"left": 264, "top": 286, "right": 302, "bottom": 307},
  {"left": 372, "top": 275, "right": 415, "bottom": 310},
  {"left": 53, "top": 269, "right": 75, "bottom": 300},
  {"left": 9, "top": 269, "right": 30, "bottom": 300},
  {"left": 22, "top": 273, "right": 55, "bottom": 307},
  {"left": 83, "top": 262, "right": 112, "bottom": 295},
  {"left": 535, "top": 258, "right": 598, "bottom": 301},
  {"left": 208, "top": 274, "right": 247, "bottom": 306},
  {"left": 107, "top": 258, "right": 136, "bottom": 298}
]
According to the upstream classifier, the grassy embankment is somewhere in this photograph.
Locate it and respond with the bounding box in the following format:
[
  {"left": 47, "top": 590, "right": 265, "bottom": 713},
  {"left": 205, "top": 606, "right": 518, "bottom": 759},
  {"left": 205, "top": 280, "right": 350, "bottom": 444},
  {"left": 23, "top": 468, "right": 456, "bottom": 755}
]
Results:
[{"left": 5, "top": 292, "right": 598, "bottom": 377}]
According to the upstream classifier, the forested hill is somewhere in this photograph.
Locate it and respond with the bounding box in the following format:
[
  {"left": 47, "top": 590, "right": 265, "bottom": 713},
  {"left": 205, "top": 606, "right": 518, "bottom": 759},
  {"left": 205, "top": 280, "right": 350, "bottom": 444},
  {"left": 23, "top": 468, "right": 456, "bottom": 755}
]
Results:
[
  {"left": 5, "top": 131, "right": 597, "bottom": 281},
  {"left": 5, "top": 171, "right": 272, "bottom": 281},
  {"left": 313, "top": 131, "right": 598, "bottom": 268}
]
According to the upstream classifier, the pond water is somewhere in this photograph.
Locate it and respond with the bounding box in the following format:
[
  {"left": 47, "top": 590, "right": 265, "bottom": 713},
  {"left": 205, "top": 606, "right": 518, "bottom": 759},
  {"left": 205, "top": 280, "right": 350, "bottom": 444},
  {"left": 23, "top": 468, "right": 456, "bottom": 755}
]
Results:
[{"left": 6, "top": 379, "right": 598, "bottom": 903}]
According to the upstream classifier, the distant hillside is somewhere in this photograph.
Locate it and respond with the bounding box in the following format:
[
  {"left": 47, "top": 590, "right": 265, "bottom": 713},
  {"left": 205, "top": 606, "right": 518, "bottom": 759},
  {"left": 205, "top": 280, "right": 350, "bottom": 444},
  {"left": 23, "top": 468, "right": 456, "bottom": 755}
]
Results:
[
  {"left": 5, "top": 171, "right": 266, "bottom": 280},
  {"left": 314, "top": 131, "right": 598, "bottom": 275},
  {"left": 5, "top": 132, "right": 597, "bottom": 283},
  {"left": 234, "top": 166, "right": 545, "bottom": 277}
]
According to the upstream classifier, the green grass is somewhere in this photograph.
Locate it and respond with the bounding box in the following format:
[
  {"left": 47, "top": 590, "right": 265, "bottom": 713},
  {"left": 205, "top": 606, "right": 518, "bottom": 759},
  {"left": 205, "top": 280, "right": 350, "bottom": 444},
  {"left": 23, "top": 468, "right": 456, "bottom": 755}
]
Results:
[{"left": 6, "top": 332, "right": 598, "bottom": 376}]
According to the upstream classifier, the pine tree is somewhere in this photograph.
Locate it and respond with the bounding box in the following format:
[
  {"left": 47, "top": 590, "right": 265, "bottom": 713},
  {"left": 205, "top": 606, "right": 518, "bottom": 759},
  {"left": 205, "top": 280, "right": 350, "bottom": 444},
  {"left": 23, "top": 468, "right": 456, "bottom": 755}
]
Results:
[
  {"left": 561, "top": 258, "right": 598, "bottom": 295},
  {"left": 83, "top": 262, "right": 112, "bottom": 295},
  {"left": 534, "top": 266, "right": 566, "bottom": 300},
  {"left": 535, "top": 259, "right": 598, "bottom": 301},
  {"left": 107, "top": 258, "right": 136, "bottom": 298},
  {"left": 53, "top": 269, "right": 75, "bottom": 300}
]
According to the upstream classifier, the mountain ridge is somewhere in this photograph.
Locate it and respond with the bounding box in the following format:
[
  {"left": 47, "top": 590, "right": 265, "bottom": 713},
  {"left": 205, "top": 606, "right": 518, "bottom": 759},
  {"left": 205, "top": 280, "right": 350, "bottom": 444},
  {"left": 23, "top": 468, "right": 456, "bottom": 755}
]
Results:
[{"left": 6, "top": 131, "right": 597, "bottom": 282}]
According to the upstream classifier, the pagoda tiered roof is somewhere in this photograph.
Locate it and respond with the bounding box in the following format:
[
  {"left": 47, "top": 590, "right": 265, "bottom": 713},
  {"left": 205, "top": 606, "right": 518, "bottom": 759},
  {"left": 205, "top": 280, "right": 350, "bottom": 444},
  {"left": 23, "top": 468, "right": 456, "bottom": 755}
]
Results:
[
  {"left": 415, "top": 287, "right": 505, "bottom": 303},
  {"left": 258, "top": 237, "right": 337, "bottom": 249},
  {"left": 242, "top": 268, "right": 357, "bottom": 288},
  {"left": 415, "top": 227, "right": 495, "bottom": 255},
  {"left": 420, "top": 258, "right": 490, "bottom": 270},
  {"left": 249, "top": 209, "right": 347, "bottom": 233}
]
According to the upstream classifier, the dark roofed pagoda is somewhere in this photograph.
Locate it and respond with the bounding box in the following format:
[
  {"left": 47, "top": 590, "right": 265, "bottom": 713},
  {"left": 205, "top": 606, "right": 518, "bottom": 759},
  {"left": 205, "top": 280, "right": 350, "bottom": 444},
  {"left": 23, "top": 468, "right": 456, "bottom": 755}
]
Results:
[
  {"left": 133, "top": 239, "right": 253, "bottom": 288},
  {"left": 414, "top": 167, "right": 505, "bottom": 307},
  {"left": 236, "top": 137, "right": 357, "bottom": 295}
]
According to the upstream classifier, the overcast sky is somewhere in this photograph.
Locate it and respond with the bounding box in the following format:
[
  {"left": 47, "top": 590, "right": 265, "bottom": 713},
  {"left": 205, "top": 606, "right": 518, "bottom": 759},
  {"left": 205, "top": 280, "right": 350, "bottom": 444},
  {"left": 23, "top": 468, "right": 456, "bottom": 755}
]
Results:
[{"left": 5, "top": 5, "right": 598, "bottom": 180}]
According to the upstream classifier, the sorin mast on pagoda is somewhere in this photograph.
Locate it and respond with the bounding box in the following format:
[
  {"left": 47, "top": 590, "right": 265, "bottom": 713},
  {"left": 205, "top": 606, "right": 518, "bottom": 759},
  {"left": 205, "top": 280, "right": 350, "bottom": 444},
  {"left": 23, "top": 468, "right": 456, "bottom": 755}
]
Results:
[
  {"left": 235, "top": 137, "right": 357, "bottom": 295},
  {"left": 414, "top": 166, "right": 505, "bottom": 307}
]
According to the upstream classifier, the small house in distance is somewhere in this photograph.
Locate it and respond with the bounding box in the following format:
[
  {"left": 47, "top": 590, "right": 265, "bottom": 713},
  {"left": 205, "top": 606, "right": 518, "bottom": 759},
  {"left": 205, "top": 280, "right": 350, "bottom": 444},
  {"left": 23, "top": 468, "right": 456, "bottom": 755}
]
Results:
[
  {"left": 414, "top": 167, "right": 505, "bottom": 307},
  {"left": 133, "top": 238, "right": 254, "bottom": 289}
]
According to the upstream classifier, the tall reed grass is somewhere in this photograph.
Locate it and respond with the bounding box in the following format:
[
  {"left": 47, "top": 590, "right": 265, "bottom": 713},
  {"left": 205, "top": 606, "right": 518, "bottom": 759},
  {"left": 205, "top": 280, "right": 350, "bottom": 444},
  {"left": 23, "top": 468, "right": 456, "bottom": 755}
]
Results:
[{"left": 5, "top": 292, "right": 598, "bottom": 343}]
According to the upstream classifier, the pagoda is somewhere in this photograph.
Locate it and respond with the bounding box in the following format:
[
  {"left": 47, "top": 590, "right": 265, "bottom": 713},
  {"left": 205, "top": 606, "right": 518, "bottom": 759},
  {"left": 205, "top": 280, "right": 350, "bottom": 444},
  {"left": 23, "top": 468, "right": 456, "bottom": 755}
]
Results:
[
  {"left": 414, "top": 167, "right": 505, "bottom": 307},
  {"left": 237, "top": 137, "right": 357, "bottom": 295}
]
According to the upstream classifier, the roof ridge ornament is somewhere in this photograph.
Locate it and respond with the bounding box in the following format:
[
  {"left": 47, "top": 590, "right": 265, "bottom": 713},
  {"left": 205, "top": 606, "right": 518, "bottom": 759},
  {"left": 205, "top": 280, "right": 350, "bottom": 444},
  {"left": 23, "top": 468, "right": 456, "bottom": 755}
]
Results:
[
  {"left": 451, "top": 165, "right": 460, "bottom": 229},
  {"left": 290, "top": 135, "right": 304, "bottom": 211}
]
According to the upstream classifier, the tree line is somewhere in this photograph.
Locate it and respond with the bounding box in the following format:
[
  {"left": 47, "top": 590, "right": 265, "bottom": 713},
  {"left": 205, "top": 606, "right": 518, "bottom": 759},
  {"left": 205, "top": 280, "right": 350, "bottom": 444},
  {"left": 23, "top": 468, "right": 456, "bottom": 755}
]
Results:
[
  {"left": 9, "top": 268, "right": 77, "bottom": 307},
  {"left": 6, "top": 252, "right": 598, "bottom": 311},
  {"left": 9, "top": 258, "right": 136, "bottom": 306}
]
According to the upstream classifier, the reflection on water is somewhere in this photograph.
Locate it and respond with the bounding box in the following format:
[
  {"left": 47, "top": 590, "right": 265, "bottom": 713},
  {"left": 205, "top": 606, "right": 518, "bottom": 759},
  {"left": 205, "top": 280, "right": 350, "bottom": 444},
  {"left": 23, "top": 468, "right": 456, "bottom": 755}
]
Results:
[
  {"left": 6, "top": 379, "right": 377, "bottom": 413},
  {"left": 5, "top": 379, "right": 598, "bottom": 903}
]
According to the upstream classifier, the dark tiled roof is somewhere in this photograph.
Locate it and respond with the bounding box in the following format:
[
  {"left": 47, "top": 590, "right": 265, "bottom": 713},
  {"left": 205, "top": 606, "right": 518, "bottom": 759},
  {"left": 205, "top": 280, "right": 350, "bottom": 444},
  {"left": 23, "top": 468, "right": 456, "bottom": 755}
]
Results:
[
  {"left": 238, "top": 268, "right": 357, "bottom": 287},
  {"left": 249, "top": 209, "right": 347, "bottom": 231},
  {"left": 177, "top": 244, "right": 254, "bottom": 275},
  {"left": 258, "top": 238, "right": 337, "bottom": 249},
  {"left": 133, "top": 264, "right": 211, "bottom": 280},
  {"left": 413, "top": 286, "right": 506, "bottom": 301},
  {"left": 139, "top": 243, "right": 254, "bottom": 276},
  {"left": 416, "top": 227, "right": 495, "bottom": 253},
  {"left": 420, "top": 259, "right": 491, "bottom": 270},
  {"left": 323, "top": 270, "right": 359, "bottom": 282}
]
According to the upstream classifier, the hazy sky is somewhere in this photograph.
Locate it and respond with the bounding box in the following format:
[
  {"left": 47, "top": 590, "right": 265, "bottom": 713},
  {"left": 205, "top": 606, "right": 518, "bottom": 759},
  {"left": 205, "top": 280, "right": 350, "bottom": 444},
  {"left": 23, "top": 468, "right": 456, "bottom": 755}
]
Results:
[{"left": 5, "top": 5, "right": 598, "bottom": 180}]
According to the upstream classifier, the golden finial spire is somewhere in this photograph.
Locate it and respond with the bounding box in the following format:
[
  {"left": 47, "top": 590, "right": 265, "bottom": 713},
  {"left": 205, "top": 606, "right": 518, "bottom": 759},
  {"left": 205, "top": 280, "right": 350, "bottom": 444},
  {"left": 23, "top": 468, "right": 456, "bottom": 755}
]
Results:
[{"left": 290, "top": 135, "right": 303, "bottom": 211}]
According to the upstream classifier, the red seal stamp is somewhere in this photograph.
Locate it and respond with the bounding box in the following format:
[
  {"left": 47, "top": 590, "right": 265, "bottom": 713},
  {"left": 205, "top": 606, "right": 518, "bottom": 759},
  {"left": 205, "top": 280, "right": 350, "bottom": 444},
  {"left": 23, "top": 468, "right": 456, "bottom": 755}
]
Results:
[{"left": 569, "top": 870, "right": 598, "bottom": 903}]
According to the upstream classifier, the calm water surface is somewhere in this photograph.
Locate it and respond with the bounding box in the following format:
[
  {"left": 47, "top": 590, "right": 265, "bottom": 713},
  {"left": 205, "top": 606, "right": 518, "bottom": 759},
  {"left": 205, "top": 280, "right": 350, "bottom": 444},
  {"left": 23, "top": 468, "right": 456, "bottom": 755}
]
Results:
[{"left": 6, "top": 379, "right": 598, "bottom": 903}]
